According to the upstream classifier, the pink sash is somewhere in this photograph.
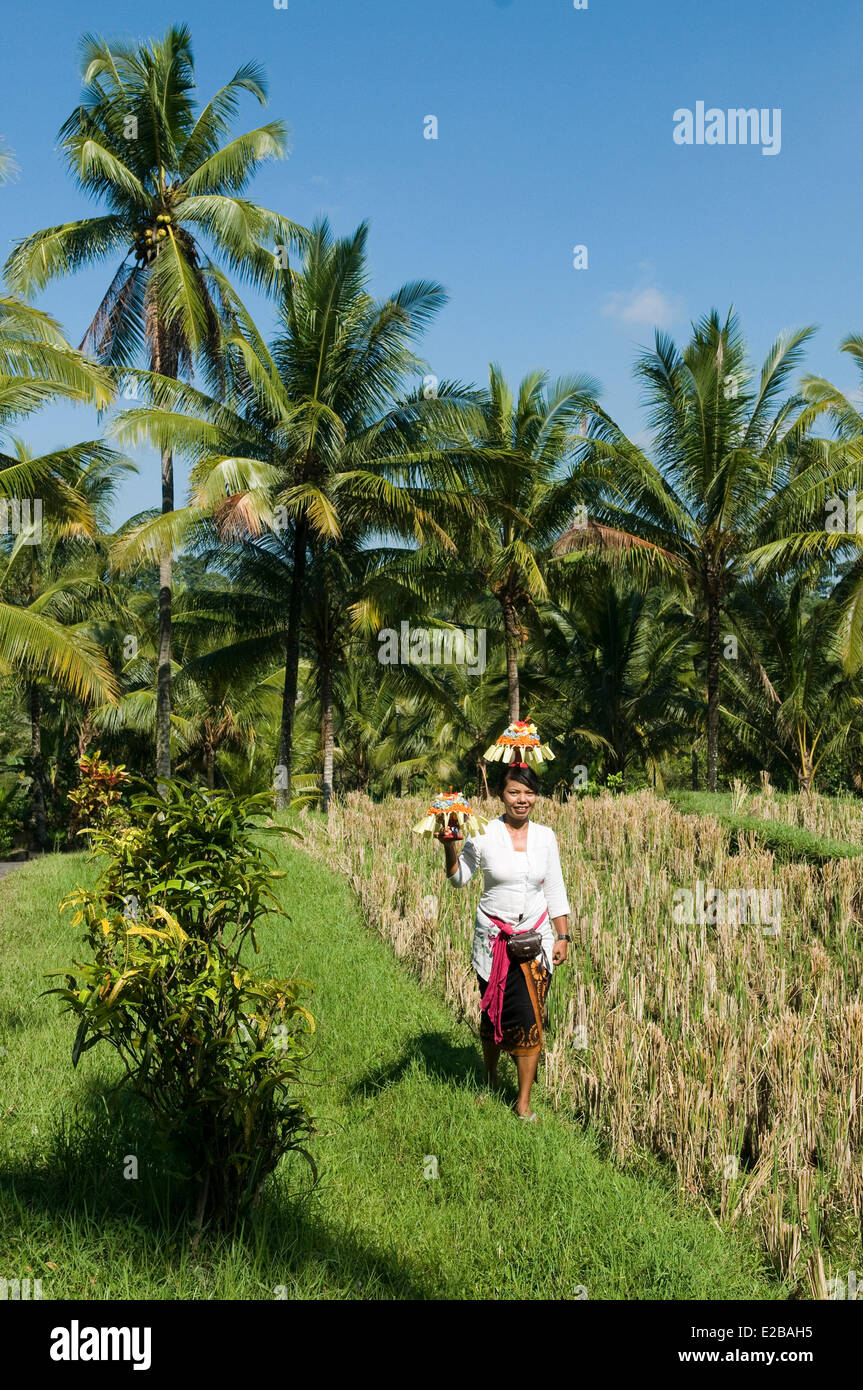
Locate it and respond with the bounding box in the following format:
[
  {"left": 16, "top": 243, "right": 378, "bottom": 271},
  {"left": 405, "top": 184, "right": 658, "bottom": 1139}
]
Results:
[{"left": 480, "top": 910, "right": 548, "bottom": 1045}]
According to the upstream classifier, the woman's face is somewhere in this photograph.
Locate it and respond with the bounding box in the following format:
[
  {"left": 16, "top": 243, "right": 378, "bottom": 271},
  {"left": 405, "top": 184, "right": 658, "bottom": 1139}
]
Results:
[{"left": 501, "top": 777, "right": 536, "bottom": 821}]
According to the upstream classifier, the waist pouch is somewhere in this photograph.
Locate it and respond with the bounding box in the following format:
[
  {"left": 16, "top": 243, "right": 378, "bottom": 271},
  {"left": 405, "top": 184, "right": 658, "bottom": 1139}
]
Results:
[
  {"left": 506, "top": 929, "right": 543, "bottom": 962},
  {"left": 504, "top": 908, "right": 548, "bottom": 962}
]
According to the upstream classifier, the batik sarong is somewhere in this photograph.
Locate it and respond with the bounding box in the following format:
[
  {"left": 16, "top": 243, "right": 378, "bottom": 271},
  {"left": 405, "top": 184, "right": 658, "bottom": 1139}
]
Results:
[{"left": 476, "top": 958, "right": 550, "bottom": 1057}]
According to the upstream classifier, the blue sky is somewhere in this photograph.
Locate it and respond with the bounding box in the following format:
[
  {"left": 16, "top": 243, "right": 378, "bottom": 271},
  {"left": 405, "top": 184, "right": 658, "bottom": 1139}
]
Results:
[{"left": 2, "top": 0, "right": 862, "bottom": 523}]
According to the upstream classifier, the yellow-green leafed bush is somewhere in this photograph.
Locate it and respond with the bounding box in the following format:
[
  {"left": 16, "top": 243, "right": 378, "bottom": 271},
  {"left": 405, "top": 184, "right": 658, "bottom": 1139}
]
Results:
[{"left": 47, "top": 780, "right": 316, "bottom": 1231}]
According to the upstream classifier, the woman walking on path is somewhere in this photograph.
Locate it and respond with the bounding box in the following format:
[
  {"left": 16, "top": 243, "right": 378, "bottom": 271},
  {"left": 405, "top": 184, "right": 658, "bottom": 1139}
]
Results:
[{"left": 437, "top": 763, "right": 571, "bottom": 1120}]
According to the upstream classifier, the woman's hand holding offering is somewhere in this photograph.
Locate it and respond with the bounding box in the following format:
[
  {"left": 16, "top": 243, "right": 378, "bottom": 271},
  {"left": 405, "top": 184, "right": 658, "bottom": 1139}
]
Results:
[{"left": 435, "top": 822, "right": 462, "bottom": 876}]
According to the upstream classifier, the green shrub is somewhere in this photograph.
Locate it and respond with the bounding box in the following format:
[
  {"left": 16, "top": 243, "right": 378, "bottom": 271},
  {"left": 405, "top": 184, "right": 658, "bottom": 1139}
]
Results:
[
  {"left": 573, "top": 779, "right": 602, "bottom": 798},
  {"left": 0, "top": 777, "right": 27, "bottom": 857},
  {"left": 0, "top": 820, "right": 15, "bottom": 858},
  {"left": 47, "top": 779, "right": 316, "bottom": 1231},
  {"left": 571, "top": 773, "right": 624, "bottom": 798},
  {"left": 66, "top": 750, "right": 130, "bottom": 840}
]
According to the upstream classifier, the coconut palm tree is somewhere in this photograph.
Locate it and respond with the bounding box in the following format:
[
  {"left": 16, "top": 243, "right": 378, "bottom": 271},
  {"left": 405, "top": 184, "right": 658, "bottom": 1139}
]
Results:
[
  {"left": 0, "top": 294, "right": 120, "bottom": 707},
  {"left": 247, "top": 219, "right": 458, "bottom": 806},
  {"left": 4, "top": 24, "right": 306, "bottom": 780},
  {"left": 721, "top": 575, "right": 861, "bottom": 792},
  {"left": 357, "top": 653, "right": 511, "bottom": 799},
  {"left": 362, "top": 364, "right": 605, "bottom": 724},
  {"left": 299, "top": 537, "right": 477, "bottom": 811},
  {"left": 542, "top": 574, "right": 699, "bottom": 787},
  {"left": 300, "top": 539, "right": 364, "bottom": 814},
  {"left": 747, "top": 334, "right": 863, "bottom": 675},
  {"left": 109, "top": 219, "right": 466, "bottom": 806},
  {"left": 1, "top": 441, "right": 129, "bottom": 846},
  {"left": 169, "top": 580, "right": 283, "bottom": 790},
  {"left": 0, "top": 143, "right": 18, "bottom": 184},
  {"left": 555, "top": 309, "right": 820, "bottom": 790}
]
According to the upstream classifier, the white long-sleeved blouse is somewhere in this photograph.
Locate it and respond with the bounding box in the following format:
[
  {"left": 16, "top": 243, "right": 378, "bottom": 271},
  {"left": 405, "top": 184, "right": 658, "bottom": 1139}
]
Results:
[{"left": 446, "top": 816, "right": 571, "bottom": 978}]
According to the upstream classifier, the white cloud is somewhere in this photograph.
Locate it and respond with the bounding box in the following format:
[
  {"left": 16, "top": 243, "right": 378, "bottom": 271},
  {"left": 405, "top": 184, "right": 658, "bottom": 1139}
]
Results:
[{"left": 602, "top": 287, "right": 683, "bottom": 329}]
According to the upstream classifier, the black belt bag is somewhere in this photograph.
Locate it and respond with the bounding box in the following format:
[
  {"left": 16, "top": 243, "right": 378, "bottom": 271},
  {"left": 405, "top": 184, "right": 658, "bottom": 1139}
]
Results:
[
  {"left": 503, "top": 910, "right": 548, "bottom": 963},
  {"left": 506, "top": 929, "right": 543, "bottom": 963}
]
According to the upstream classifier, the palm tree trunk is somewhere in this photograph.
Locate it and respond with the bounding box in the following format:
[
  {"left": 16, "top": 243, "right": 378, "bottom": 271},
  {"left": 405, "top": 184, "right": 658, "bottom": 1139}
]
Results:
[
  {"left": 28, "top": 684, "right": 47, "bottom": 854},
  {"left": 156, "top": 444, "right": 173, "bottom": 784},
  {"left": 151, "top": 314, "right": 179, "bottom": 787},
  {"left": 797, "top": 735, "right": 814, "bottom": 793},
  {"left": 477, "top": 758, "right": 490, "bottom": 800},
  {"left": 502, "top": 600, "right": 520, "bottom": 722},
  {"left": 277, "top": 514, "right": 309, "bottom": 809},
  {"left": 706, "top": 575, "right": 721, "bottom": 793},
  {"left": 77, "top": 715, "right": 94, "bottom": 761},
  {"left": 320, "top": 653, "right": 334, "bottom": 816},
  {"left": 206, "top": 744, "right": 215, "bottom": 791}
]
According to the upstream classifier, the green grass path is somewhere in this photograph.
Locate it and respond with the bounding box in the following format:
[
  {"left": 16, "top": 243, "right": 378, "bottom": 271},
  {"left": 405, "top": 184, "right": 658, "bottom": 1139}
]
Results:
[{"left": 0, "top": 841, "right": 785, "bottom": 1300}]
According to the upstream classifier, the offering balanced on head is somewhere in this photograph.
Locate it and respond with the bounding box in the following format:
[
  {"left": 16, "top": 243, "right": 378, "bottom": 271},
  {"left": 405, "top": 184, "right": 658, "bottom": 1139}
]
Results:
[{"left": 482, "top": 719, "right": 554, "bottom": 768}]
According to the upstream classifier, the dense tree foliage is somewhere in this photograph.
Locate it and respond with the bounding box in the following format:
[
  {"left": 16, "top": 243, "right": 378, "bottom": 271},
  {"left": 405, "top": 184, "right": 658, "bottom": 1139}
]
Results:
[{"left": 3, "top": 27, "right": 863, "bottom": 854}]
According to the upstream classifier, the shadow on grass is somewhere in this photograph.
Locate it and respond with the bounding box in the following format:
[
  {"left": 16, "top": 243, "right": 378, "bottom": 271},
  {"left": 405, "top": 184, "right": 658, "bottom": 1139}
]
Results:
[
  {"left": 346, "top": 1029, "right": 521, "bottom": 1106},
  {"left": 0, "top": 1007, "right": 29, "bottom": 1032},
  {"left": 0, "top": 1075, "right": 436, "bottom": 1298}
]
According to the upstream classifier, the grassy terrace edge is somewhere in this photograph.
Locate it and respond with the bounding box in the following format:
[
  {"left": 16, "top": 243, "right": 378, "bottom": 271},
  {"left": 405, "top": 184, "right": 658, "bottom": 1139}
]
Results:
[{"left": 665, "top": 791, "right": 863, "bottom": 864}]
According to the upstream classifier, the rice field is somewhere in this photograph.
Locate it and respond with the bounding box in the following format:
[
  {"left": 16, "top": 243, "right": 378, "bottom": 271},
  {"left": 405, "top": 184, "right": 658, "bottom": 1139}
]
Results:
[
  {"left": 297, "top": 789, "right": 863, "bottom": 1298},
  {"left": 747, "top": 785, "right": 863, "bottom": 841}
]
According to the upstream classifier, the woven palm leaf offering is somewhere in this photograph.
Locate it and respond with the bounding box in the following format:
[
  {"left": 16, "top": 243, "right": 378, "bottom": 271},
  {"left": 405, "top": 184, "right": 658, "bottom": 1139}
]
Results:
[
  {"left": 483, "top": 719, "right": 554, "bottom": 767},
  {"left": 412, "top": 790, "right": 488, "bottom": 841}
]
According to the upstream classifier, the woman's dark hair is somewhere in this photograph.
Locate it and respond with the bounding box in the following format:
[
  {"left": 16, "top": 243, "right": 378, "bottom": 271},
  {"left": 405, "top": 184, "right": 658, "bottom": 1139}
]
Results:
[{"left": 497, "top": 763, "right": 541, "bottom": 795}]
